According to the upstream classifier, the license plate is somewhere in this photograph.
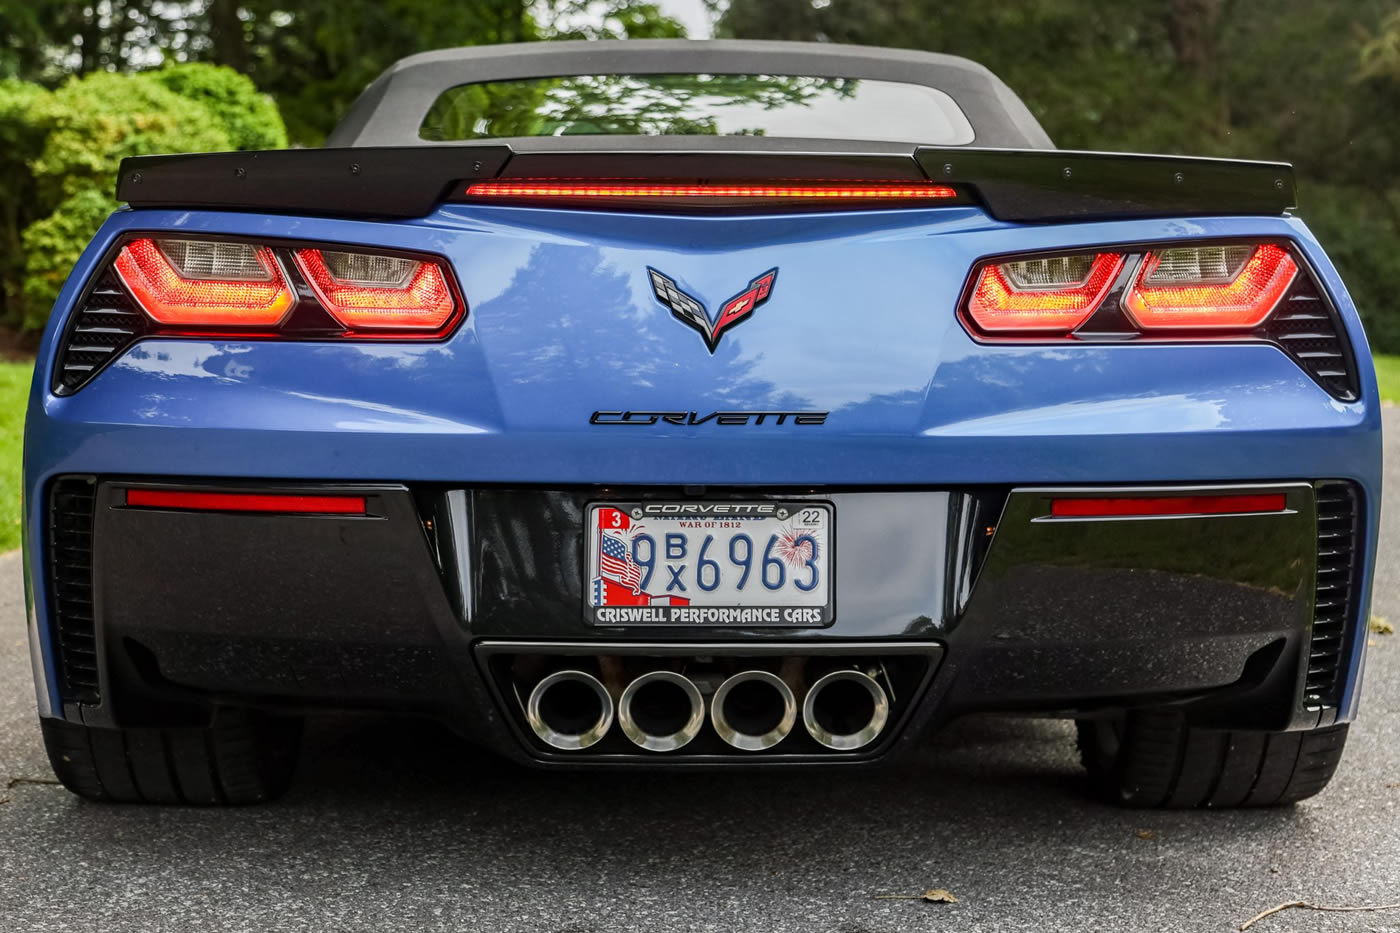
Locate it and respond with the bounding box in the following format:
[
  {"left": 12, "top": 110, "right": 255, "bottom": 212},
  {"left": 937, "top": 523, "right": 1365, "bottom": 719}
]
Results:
[{"left": 586, "top": 501, "right": 833, "bottom": 626}]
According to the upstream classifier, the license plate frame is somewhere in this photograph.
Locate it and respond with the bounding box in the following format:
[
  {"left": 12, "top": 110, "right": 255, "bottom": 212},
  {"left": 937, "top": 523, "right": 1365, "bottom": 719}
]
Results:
[{"left": 585, "top": 501, "right": 834, "bottom": 626}]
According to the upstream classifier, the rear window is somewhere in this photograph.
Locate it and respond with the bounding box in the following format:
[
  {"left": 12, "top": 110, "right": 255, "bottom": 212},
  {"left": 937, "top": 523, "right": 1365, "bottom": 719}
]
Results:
[{"left": 418, "top": 74, "right": 975, "bottom": 145}]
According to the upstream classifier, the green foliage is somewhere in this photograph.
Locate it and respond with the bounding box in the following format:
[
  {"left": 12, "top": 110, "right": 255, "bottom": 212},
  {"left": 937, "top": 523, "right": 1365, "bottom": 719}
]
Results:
[
  {"left": 20, "top": 189, "right": 120, "bottom": 329},
  {"left": 718, "top": 0, "right": 1400, "bottom": 352},
  {"left": 0, "top": 79, "right": 51, "bottom": 325},
  {"left": 420, "top": 73, "right": 853, "bottom": 139},
  {"left": 147, "top": 63, "right": 288, "bottom": 150},
  {"left": 1371, "top": 353, "right": 1400, "bottom": 403},
  {"left": 539, "top": 1, "right": 687, "bottom": 39},
  {"left": 236, "top": 0, "right": 540, "bottom": 146},
  {"left": 1, "top": 64, "right": 287, "bottom": 332},
  {"left": 30, "top": 71, "right": 233, "bottom": 211},
  {"left": 0, "top": 359, "right": 29, "bottom": 552}
]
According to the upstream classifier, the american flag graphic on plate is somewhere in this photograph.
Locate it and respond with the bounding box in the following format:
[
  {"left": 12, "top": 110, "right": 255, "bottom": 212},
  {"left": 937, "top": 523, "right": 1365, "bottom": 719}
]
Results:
[
  {"left": 586, "top": 501, "right": 833, "bottom": 626},
  {"left": 599, "top": 526, "right": 643, "bottom": 593}
]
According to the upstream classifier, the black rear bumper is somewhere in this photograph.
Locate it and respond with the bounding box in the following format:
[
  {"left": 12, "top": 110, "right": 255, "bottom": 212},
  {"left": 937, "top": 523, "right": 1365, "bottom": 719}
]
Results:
[{"left": 44, "top": 477, "right": 1359, "bottom": 766}]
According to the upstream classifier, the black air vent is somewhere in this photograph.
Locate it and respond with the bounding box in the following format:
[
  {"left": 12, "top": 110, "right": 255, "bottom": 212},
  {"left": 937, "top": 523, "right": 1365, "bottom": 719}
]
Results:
[
  {"left": 1307, "top": 481, "right": 1361, "bottom": 709},
  {"left": 1261, "top": 274, "right": 1357, "bottom": 401},
  {"left": 48, "top": 478, "right": 100, "bottom": 706},
  {"left": 53, "top": 270, "right": 149, "bottom": 395}
]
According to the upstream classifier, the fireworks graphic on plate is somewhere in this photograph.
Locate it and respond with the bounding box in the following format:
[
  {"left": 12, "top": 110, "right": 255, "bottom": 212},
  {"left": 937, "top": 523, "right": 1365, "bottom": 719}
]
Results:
[{"left": 774, "top": 526, "right": 820, "bottom": 567}]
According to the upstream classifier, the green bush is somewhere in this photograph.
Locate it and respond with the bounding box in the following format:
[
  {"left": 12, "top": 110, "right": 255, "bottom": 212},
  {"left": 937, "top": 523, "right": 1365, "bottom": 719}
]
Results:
[
  {"left": 2, "top": 65, "right": 288, "bottom": 332},
  {"left": 147, "top": 63, "right": 288, "bottom": 151},
  {"left": 0, "top": 79, "right": 53, "bottom": 326},
  {"left": 1298, "top": 183, "right": 1400, "bottom": 354},
  {"left": 20, "top": 189, "right": 120, "bottom": 329},
  {"left": 29, "top": 71, "right": 233, "bottom": 212}
]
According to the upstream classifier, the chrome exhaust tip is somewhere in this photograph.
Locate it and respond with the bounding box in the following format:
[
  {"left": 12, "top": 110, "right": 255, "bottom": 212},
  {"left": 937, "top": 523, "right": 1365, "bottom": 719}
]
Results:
[
  {"left": 618, "top": 671, "right": 705, "bottom": 752},
  {"left": 710, "top": 670, "right": 797, "bottom": 750},
  {"left": 802, "top": 669, "right": 889, "bottom": 751},
  {"left": 525, "top": 670, "right": 614, "bottom": 750}
]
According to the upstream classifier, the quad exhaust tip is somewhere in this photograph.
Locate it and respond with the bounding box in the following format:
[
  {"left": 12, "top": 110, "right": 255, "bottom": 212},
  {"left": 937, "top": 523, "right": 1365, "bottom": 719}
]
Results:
[
  {"left": 802, "top": 669, "right": 889, "bottom": 751},
  {"left": 618, "top": 671, "right": 706, "bottom": 752},
  {"left": 526, "top": 670, "right": 614, "bottom": 751},
  {"left": 711, "top": 670, "right": 797, "bottom": 751}
]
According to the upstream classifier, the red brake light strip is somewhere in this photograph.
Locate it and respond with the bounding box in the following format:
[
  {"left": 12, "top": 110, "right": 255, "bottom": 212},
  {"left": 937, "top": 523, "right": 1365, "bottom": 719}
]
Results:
[
  {"left": 126, "top": 489, "right": 367, "bottom": 515},
  {"left": 1049, "top": 493, "right": 1287, "bottom": 518},
  {"left": 465, "top": 180, "right": 959, "bottom": 200}
]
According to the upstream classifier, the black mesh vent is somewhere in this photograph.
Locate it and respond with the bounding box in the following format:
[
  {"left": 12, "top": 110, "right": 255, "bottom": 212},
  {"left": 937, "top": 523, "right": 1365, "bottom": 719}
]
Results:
[
  {"left": 48, "top": 478, "right": 100, "bottom": 706},
  {"left": 1260, "top": 274, "right": 1357, "bottom": 401},
  {"left": 1307, "top": 481, "right": 1361, "bottom": 709},
  {"left": 53, "top": 270, "right": 149, "bottom": 395}
]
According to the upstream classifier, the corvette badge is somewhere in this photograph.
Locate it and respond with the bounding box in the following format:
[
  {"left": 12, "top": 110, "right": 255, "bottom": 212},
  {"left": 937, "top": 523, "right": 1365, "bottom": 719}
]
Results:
[{"left": 648, "top": 267, "right": 777, "bottom": 352}]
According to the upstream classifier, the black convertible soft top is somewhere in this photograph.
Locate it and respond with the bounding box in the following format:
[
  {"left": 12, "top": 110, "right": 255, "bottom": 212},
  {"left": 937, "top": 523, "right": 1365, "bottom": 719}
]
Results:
[{"left": 324, "top": 39, "right": 1056, "bottom": 150}]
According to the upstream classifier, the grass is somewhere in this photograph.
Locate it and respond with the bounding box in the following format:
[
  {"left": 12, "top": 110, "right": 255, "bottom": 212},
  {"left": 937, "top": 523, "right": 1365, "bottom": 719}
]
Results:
[
  {"left": 0, "top": 360, "right": 31, "bottom": 553},
  {"left": 1373, "top": 353, "right": 1400, "bottom": 404}
]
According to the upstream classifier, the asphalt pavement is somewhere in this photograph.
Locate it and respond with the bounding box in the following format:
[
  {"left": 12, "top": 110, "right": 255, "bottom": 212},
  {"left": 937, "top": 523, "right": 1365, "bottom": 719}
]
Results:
[{"left": 2, "top": 419, "right": 1399, "bottom": 932}]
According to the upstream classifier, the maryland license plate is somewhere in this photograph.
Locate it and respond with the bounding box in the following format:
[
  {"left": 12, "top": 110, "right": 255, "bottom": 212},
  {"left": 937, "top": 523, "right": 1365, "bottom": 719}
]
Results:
[{"left": 586, "top": 502, "right": 833, "bottom": 626}]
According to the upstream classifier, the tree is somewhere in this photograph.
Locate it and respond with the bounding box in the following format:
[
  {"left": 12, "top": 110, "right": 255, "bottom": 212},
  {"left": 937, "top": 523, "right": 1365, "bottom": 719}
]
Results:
[
  {"left": 715, "top": 0, "right": 1400, "bottom": 349},
  {"left": 1, "top": 65, "right": 289, "bottom": 330}
]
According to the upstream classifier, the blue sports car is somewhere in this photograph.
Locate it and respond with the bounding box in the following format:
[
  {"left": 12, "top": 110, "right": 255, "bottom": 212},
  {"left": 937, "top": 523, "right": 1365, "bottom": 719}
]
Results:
[{"left": 22, "top": 40, "right": 1380, "bottom": 807}]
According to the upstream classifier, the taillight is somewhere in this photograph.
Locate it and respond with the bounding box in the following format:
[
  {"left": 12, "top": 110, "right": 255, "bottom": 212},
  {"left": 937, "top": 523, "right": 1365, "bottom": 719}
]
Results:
[
  {"left": 965, "top": 253, "right": 1124, "bottom": 332},
  {"left": 961, "top": 240, "right": 1303, "bottom": 338},
  {"left": 107, "top": 235, "right": 460, "bottom": 338},
  {"left": 294, "top": 249, "right": 455, "bottom": 330},
  {"left": 114, "top": 238, "right": 294, "bottom": 327},
  {"left": 1124, "top": 243, "right": 1297, "bottom": 330},
  {"left": 956, "top": 239, "right": 1356, "bottom": 401}
]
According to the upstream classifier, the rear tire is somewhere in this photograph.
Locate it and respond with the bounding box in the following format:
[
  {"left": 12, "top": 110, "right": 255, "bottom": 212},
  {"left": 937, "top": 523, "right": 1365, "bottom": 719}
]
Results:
[
  {"left": 41, "top": 710, "right": 302, "bottom": 805},
  {"left": 1076, "top": 710, "right": 1347, "bottom": 808}
]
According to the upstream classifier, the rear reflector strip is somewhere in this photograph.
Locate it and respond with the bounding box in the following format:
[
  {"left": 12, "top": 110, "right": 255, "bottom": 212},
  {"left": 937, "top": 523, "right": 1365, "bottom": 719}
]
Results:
[
  {"left": 1050, "top": 493, "right": 1288, "bottom": 518},
  {"left": 465, "top": 181, "right": 959, "bottom": 201},
  {"left": 125, "top": 489, "right": 367, "bottom": 515}
]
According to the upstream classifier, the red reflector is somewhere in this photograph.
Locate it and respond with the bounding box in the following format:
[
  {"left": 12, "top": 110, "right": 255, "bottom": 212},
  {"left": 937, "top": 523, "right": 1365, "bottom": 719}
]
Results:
[
  {"left": 1050, "top": 493, "right": 1287, "bottom": 518},
  {"left": 125, "top": 489, "right": 367, "bottom": 515},
  {"left": 465, "top": 180, "right": 959, "bottom": 201}
]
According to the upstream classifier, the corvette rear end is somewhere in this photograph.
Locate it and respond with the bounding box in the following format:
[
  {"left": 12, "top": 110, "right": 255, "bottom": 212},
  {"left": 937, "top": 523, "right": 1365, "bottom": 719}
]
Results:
[{"left": 23, "top": 40, "right": 1380, "bottom": 807}]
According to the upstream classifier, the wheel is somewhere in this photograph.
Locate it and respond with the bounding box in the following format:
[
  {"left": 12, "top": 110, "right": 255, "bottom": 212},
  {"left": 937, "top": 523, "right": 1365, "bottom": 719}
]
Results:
[
  {"left": 41, "top": 709, "right": 302, "bottom": 805},
  {"left": 1076, "top": 709, "right": 1348, "bottom": 808}
]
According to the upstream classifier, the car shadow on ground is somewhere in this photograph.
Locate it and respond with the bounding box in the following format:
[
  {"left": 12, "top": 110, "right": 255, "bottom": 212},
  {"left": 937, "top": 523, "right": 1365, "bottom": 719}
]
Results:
[
  {"left": 21, "top": 708, "right": 1339, "bottom": 933},
  {"left": 264, "top": 711, "right": 1310, "bottom": 856}
]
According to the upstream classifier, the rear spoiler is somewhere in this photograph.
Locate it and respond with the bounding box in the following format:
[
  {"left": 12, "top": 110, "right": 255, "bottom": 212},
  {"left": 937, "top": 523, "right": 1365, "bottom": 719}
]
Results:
[{"left": 115, "top": 145, "right": 1296, "bottom": 223}]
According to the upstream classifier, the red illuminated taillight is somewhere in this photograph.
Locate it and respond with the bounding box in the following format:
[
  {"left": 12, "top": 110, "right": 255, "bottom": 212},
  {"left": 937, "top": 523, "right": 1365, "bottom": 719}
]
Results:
[
  {"left": 1123, "top": 243, "right": 1297, "bottom": 330},
  {"left": 465, "top": 180, "right": 959, "bottom": 203},
  {"left": 960, "top": 241, "right": 1304, "bottom": 339},
  {"left": 114, "top": 238, "right": 294, "bottom": 327},
  {"left": 293, "top": 248, "right": 455, "bottom": 331},
  {"left": 107, "top": 236, "right": 461, "bottom": 338},
  {"left": 965, "top": 253, "right": 1124, "bottom": 332}
]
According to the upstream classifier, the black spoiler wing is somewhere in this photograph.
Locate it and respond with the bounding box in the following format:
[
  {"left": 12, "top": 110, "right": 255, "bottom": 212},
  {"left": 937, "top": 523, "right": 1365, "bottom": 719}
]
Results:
[{"left": 115, "top": 143, "right": 1296, "bottom": 223}]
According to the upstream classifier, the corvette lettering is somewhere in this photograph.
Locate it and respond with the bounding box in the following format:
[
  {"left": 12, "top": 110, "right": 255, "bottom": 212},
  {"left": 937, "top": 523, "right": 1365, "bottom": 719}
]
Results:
[
  {"left": 642, "top": 503, "right": 775, "bottom": 514},
  {"left": 590, "top": 410, "right": 827, "bottom": 425}
]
